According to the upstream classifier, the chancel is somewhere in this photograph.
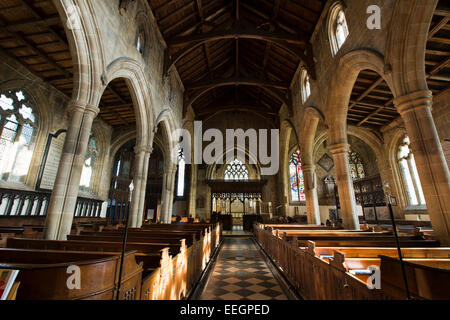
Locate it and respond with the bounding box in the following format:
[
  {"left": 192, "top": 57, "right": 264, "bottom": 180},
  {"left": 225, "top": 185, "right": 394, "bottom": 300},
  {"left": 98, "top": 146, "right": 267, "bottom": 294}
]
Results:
[{"left": 0, "top": 0, "right": 449, "bottom": 302}]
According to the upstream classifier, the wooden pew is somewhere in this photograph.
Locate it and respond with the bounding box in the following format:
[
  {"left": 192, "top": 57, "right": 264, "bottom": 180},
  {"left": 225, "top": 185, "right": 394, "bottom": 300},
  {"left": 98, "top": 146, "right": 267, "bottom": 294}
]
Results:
[
  {"left": 6, "top": 238, "right": 181, "bottom": 273},
  {"left": 314, "top": 247, "right": 450, "bottom": 259},
  {"left": 0, "top": 248, "right": 143, "bottom": 300},
  {"left": 68, "top": 235, "right": 194, "bottom": 247},
  {"left": 1, "top": 222, "right": 222, "bottom": 300},
  {"left": 277, "top": 229, "right": 437, "bottom": 248},
  {"left": 380, "top": 255, "right": 450, "bottom": 300},
  {"left": 312, "top": 246, "right": 450, "bottom": 299},
  {"left": 261, "top": 224, "right": 338, "bottom": 230},
  {"left": 254, "top": 224, "right": 447, "bottom": 299},
  {"left": 296, "top": 239, "right": 440, "bottom": 248}
]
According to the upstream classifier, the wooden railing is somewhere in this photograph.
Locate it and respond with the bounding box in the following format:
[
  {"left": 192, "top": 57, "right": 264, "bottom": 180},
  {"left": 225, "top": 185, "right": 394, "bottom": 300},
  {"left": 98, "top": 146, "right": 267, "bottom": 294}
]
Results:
[
  {"left": 0, "top": 188, "right": 103, "bottom": 218},
  {"left": 141, "top": 223, "right": 222, "bottom": 300},
  {"left": 254, "top": 223, "right": 389, "bottom": 300}
]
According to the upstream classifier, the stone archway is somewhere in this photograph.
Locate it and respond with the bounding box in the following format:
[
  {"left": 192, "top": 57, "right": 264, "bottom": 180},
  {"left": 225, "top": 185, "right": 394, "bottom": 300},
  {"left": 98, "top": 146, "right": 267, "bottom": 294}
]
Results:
[
  {"left": 387, "top": 0, "right": 450, "bottom": 244},
  {"left": 45, "top": 0, "right": 107, "bottom": 240},
  {"left": 321, "top": 49, "right": 395, "bottom": 229}
]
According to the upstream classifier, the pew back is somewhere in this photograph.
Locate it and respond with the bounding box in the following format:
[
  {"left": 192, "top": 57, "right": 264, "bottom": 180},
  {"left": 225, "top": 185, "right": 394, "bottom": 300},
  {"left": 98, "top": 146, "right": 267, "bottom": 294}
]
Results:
[{"left": 0, "top": 248, "right": 143, "bottom": 300}]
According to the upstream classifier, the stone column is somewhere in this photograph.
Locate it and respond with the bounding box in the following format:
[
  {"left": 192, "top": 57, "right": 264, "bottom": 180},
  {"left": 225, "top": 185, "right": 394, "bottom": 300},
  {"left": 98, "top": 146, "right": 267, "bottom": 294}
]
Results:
[
  {"left": 159, "top": 171, "right": 168, "bottom": 223},
  {"left": 395, "top": 90, "right": 450, "bottom": 245},
  {"left": 136, "top": 148, "right": 152, "bottom": 227},
  {"left": 160, "top": 165, "right": 177, "bottom": 223},
  {"left": 129, "top": 147, "right": 146, "bottom": 228},
  {"left": 165, "top": 166, "right": 178, "bottom": 223},
  {"left": 188, "top": 164, "right": 197, "bottom": 217},
  {"left": 328, "top": 143, "right": 360, "bottom": 230},
  {"left": 303, "top": 164, "right": 321, "bottom": 225},
  {"left": 44, "top": 102, "right": 99, "bottom": 240}
]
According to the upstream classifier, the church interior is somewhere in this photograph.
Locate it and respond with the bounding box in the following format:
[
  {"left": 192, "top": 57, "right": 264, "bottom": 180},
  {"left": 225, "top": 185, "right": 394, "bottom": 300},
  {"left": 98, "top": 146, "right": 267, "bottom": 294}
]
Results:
[{"left": 0, "top": 0, "right": 449, "bottom": 302}]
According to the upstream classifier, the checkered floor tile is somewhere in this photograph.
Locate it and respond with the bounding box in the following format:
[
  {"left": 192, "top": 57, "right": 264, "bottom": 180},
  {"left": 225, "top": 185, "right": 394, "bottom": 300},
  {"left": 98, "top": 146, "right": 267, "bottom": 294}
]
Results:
[{"left": 198, "top": 238, "right": 289, "bottom": 300}]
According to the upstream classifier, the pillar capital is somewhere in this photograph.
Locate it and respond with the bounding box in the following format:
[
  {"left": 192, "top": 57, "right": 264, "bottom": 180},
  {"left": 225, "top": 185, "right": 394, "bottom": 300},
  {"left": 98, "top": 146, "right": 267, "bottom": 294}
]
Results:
[
  {"left": 67, "top": 100, "right": 86, "bottom": 114},
  {"left": 165, "top": 164, "right": 178, "bottom": 174},
  {"left": 302, "top": 164, "right": 316, "bottom": 173},
  {"left": 134, "top": 145, "right": 153, "bottom": 155},
  {"left": 328, "top": 143, "right": 350, "bottom": 155},
  {"left": 84, "top": 104, "right": 100, "bottom": 117},
  {"left": 394, "top": 90, "right": 433, "bottom": 115}
]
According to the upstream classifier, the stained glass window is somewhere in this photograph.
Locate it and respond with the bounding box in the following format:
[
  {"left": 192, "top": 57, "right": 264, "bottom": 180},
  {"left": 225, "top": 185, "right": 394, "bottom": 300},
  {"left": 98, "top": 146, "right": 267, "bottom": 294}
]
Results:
[
  {"left": 398, "top": 135, "right": 425, "bottom": 206},
  {"left": 176, "top": 149, "right": 186, "bottom": 197},
  {"left": 0, "top": 90, "right": 37, "bottom": 182},
  {"left": 224, "top": 159, "right": 249, "bottom": 181},
  {"left": 348, "top": 148, "right": 365, "bottom": 180},
  {"left": 289, "top": 149, "right": 306, "bottom": 202},
  {"left": 301, "top": 69, "right": 311, "bottom": 104},
  {"left": 80, "top": 135, "right": 98, "bottom": 191}
]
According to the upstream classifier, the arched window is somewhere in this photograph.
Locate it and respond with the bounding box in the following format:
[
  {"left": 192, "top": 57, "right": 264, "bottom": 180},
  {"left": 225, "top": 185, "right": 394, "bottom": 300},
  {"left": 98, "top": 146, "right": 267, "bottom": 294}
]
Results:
[
  {"left": 176, "top": 149, "right": 186, "bottom": 197},
  {"left": 328, "top": 3, "right": 349, "bottom": 56},
  {"left": 224, "top": 159, "right": 249, "bottom": 181},
  {"left": 0, "top": 90, "right": 38, "bottom": 182},
  {"left": 348, "top": 148, "right": 365, "bottom": 180},
  {"left": 289, "top": 149, "right": 306, "bottom": 202},
  {"left": 80, "top": 135, "right": 98, "bottom": 192},
  {"left": 301, "top": 69, "right": 311, "bottom": 104},
  {"left": 136, "top": 25, "right": 145, "bottom": 55},
  {"left": 398, "top": 135, "right": 425, "bottom": 206}
]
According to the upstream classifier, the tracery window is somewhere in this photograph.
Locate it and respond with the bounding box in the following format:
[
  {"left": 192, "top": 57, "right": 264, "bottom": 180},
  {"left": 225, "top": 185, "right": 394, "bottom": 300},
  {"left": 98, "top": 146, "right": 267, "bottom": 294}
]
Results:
[
  {"left": 289, "top": 149, "right": 306, "bottom": 202},
  {"left": 301, "top": 69, "right": 311, "bottom": 104},
  {"left": 224, "top": 159, "right": 249, "bottom": 181},
  {"left": 176, "top": 149, "right": 186, "bottom": 197},
  {"left": 80, "top": 135, "right": 98, "bottom": 192},
  {"left": 398, "top": 135, "right": 425, "bottom": 206},
  {"left": 348, "top": 148, "right": 365, "bottom": 180},
  {"left": 329, "top": 3, "right": 349, "bottom": 56},
  {"left": 0, "top": 90, "right": 37, "bottom": 182}
]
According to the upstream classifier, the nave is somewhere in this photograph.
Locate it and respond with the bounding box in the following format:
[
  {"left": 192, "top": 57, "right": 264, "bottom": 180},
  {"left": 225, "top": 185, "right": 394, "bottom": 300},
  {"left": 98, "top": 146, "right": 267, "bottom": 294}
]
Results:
[{"left": 0, "top": 0, "right": 449, "bottom": 303}]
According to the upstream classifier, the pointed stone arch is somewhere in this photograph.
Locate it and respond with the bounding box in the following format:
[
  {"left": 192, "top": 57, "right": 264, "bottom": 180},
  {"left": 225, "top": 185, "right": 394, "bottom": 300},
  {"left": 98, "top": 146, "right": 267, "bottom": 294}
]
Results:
[
  {"left": 326, "top": 49, "right": 395, "bottom": 146},
  {"left": 104, "top": 58, "right": 154, "bottom": 150}
]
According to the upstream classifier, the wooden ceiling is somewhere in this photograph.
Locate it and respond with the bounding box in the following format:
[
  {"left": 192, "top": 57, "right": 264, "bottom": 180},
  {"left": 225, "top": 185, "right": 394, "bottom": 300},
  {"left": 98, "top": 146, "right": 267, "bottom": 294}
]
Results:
[
  {"left": 347, "top": 70, "right": 397, "bottom": 128},
  {"left": 150, "top": 0, "right": 325, "bottom": 120},
  {"left": 348, "top": 0, "right": 450, "bottom": 129},
  {"left": 426, "top": 0, "right": 450, "bottom": 101},
  {"left": 0, "top": 1, "right": 446, "bottom": 129},
  {"left": 0, "top": 0, "right": 73, "bottom": 96},
  {"left": 98, "top": 78, "right": 135, "bottom": 126},
  {"left": 0, "top": 0, "right": 135, "bottom": 127}
]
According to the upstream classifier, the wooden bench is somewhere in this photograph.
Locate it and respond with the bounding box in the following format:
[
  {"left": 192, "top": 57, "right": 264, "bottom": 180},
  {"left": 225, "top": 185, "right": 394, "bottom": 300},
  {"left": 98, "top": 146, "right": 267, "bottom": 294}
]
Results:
[
  {"left": 0, "top": 248, "right": 143, "bottom": 300},
  {"left": 380, "top": 255, "right": 450, "bottom": 300},
  {"left": 314, "top": 247, "right": 450, "bottom": 259},
  {"left": 68, "top": 235, "right": 195, "bottom": 246},
  {"left": 6, "top": 238, "right": 181, "bottom": 274},
  {"left": 297, "top": 239, "right": 439, "bottom": 248},
  {"left": 1, "top": 222, "right": 222, "bottom": 300},
  {"left": 254, "top": 224, "right": 447, "bottom": 299},
  {"left": 261, "top": 224, "right": 338, "bottom": 230},
  {"left": 310, "top": 246, "right": 450, "bottom": 299}
]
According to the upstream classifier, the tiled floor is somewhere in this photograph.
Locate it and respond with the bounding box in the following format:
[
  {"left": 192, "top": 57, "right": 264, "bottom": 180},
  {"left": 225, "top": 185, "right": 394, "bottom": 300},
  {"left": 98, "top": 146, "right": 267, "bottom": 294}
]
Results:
[{"left": 198, "top": 238, "right": 289, "bottom": 300}]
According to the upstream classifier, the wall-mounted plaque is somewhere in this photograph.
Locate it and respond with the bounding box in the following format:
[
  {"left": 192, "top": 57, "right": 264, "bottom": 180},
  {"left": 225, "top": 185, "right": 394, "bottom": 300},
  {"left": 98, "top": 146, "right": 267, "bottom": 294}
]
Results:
[
  {"left": 36, "top": 130, "right": 67, "bottom": 190},
  {"left": 317, "top": 153, "right": 334, "bottom": 172}
]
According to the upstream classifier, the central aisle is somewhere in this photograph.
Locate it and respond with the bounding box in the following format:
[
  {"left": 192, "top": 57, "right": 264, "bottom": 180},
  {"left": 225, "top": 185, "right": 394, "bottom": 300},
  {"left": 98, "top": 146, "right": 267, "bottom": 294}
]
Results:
[{"left": 198, "top": 238, "right": 290, "bottom": 300}]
